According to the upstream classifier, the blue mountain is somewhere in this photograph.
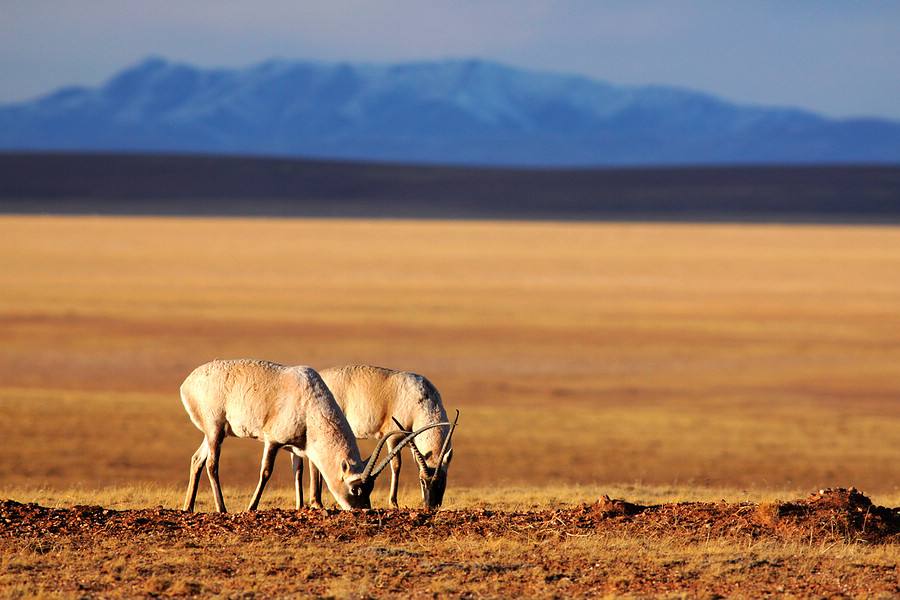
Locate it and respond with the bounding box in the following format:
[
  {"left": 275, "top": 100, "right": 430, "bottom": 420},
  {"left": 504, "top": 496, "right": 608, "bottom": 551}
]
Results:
[{"left": 1, "top": 57, "right": 899, "bottom": 166}]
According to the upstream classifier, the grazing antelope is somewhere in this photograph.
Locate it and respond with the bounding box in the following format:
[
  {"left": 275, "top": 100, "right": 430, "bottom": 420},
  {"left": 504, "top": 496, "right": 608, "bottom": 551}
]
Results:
[
  {"left": 294, "top": 365, "right": 458, "bottom": 510},
  {"left": 180, "top": 359, "right": 448, "bottom": 512}
]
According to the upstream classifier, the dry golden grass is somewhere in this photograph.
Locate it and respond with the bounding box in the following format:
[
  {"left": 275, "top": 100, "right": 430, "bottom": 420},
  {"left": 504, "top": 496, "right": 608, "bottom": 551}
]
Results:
[
  {"left": 1, "top": 216, "right": 899, "bottom": 498},
  {"left": 14, "top": 482, "right": 898, "bottom": 513},
  {"left": 3, "top": 528, "right": 898, "bottom": 598},
  {"left": 2, "top": 214, "right": 900, "bottom": 598}
]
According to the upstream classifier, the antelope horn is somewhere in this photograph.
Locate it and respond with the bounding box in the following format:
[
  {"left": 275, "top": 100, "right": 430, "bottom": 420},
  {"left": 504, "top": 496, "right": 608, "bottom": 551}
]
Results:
[
  {"left": 432, "top": 409, "right": 459, "bottom": 481},
  {"left": 393, "top": 417, "right": 429, "bottom": 472},
  {"left": 360, "top": 430, "right": 409, "bottom": 481},
  {"left": 365, "top": 422, "right": 452, "bottom": 481}
]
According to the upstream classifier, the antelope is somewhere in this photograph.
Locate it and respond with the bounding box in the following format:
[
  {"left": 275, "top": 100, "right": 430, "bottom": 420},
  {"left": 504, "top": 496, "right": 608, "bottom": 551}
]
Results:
[
  {"left": 180, "top": 359, "right": 448, "bottom": 512},
  {"left": 293, "top": 365, "right": 457, "bottom": 510}
]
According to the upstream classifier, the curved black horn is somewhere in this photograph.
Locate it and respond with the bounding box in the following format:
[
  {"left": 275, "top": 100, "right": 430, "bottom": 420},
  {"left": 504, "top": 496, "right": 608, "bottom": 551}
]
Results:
[
  {"left": 432, "top": 409, "right": 459, "bottom": 481},
  {"left": 360, "top": 430, "right": 409, "bottom": 481},
  {"left": 393, "top": 417, "right": 429, "bottom": 473},
  {"left": 365, "top": 422, "right": 452, "bottom": 481}
]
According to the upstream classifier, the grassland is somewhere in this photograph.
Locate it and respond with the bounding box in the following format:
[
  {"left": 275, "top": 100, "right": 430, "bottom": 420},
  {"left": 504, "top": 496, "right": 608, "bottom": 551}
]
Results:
[
  {"left": 6, "top": 528, "right": 897, "bottom": 598},
  {"left": 1, "top": 216, "right": 899, "bottom": 495},
  {"left": 1, "top": 215, "right": 899, "bottom": 597}
]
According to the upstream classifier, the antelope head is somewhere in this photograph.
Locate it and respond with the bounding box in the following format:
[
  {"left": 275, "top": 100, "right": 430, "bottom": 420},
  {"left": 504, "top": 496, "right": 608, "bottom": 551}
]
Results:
[
  {"left": 339, "top": 420, "right": 453, "bottom": 509},
  {"left": 394, "top": 409, "right": 458, "bottom": 510}
]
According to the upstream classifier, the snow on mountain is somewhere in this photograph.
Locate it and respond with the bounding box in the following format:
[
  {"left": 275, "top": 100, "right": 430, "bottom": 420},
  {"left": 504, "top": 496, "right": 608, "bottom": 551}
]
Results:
[{"left": 1, "top": 57, "right": 898, "bottom": 166}]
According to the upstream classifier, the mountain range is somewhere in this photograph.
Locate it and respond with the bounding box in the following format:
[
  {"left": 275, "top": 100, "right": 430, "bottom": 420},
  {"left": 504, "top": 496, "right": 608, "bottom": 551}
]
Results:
[{"left": 1, "top": 57, "right": 899, "bottom": 167}]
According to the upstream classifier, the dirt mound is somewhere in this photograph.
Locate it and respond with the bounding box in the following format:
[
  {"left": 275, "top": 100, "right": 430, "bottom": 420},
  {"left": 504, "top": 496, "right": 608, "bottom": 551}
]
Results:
[
  {"left": 751, "top": 487, "right": 899, "bottom": 543},
  {"left": 2, "top": 488, "right": 897, "bottom": 544},
  {"left": 603, "top": 487, "right": 900, "bottom": 545}
]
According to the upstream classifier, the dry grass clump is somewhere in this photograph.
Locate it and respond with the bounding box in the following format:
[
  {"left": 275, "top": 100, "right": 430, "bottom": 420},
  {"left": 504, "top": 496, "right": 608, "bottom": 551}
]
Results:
[{"left": 754, "top": 501, "right": 782, "bottom": 528}]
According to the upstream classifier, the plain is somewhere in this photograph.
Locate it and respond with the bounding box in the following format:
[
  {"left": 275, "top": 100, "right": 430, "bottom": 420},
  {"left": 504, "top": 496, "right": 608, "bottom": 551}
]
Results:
[{"left": 1, "top": 215, "right": 899, "bottom": 597}]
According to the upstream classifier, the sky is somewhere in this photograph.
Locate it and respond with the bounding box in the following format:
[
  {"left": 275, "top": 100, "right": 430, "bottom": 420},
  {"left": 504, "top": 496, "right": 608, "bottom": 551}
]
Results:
[{"left": 2, "top": 1, "right": 899, "bottom": 120}]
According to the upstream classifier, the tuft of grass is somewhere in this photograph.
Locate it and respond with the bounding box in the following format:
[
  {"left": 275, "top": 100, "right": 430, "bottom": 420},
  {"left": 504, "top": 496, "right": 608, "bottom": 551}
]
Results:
[{"left": 754, "top": 501, "right": 781, "bottom": 527}]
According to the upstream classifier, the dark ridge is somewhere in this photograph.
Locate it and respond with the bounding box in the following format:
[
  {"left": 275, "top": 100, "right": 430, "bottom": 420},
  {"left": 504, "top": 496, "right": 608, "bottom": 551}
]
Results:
[{"left": 2, "top": 152, "right": 900, "bottom": 223}]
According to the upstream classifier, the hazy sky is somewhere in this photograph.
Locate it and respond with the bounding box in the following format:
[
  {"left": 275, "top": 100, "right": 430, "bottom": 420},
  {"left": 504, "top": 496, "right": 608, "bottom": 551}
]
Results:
[{"left": 3, "top": 1, "right": 899, "bottom": 119}]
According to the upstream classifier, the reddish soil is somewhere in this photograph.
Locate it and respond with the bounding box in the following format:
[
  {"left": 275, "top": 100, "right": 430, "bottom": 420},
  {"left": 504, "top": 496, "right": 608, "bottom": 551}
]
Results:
[{"left": 2, "top": 488, "right": 897, "bottom": 545}]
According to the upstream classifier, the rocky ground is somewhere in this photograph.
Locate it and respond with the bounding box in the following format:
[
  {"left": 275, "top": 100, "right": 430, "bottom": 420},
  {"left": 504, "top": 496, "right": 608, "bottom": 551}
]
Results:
[
  {"left": 2, "top": 488, "right": 898, "bottom": 598},
  {"left": 3, "top": 488, "right": 897, "bottom": 545}
]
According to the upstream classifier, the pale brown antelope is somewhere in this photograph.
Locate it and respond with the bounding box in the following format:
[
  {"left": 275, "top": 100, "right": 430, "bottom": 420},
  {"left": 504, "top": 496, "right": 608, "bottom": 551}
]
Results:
[
  {"left": 180, "top": 359, "right": 448, "bottom": 512},
  {"left": 293, "top": 365, "right": 458, "bottom": 510}
]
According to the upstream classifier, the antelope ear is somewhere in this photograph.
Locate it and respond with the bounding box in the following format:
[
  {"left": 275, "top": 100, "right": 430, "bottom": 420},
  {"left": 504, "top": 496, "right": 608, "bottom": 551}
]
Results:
[
  {"left": 341, "top": 459, "right": 351, "bottom": 476},
  {"left": 441, "top": 448, "right": 453, "bottom": 466}
]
